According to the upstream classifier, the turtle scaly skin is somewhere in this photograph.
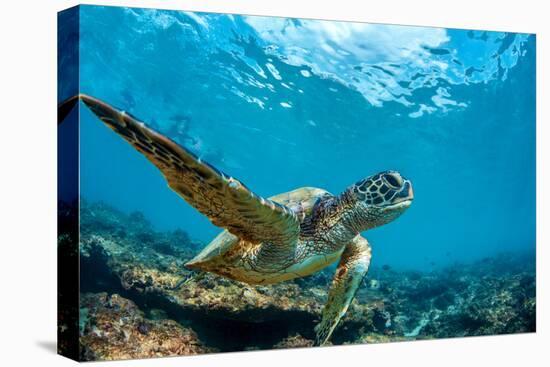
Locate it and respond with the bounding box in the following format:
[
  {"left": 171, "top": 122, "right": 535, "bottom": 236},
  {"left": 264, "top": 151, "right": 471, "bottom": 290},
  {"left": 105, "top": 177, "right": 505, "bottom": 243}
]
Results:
[{"left": 59, "top": 94, "right": 414, "bottom": 346}]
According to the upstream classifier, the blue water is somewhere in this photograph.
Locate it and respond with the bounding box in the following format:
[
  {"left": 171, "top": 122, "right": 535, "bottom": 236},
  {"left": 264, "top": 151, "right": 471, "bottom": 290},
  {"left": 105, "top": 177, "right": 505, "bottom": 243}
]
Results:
[{"left": 68, "top": 6, "right": 535, "bottom": 270}]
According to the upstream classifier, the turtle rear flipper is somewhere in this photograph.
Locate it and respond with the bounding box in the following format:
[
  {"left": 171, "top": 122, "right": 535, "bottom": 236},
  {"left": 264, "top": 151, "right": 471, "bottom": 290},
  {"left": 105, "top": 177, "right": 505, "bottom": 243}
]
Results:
[
  {"left": 314, "top": 235, "right": 372, "bottom": 346},
  {"left": 58, "top": 94, "right": 300, "bottom": 248}
]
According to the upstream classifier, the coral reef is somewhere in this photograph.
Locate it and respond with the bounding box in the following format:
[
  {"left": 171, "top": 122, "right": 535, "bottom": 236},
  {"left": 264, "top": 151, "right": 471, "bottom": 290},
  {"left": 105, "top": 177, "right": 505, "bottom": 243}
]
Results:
[
  {"left": 74, "top": 201, "right": 536, "bottom": 359},
  {"left": 348, "top": 255, "right": 536, "bottom": 344},
  {"left": 274, "top": 334, "right": 314, "bottom": 349},
  {"left": 79, "top": 293, "right": 213, "bottom": 360},
  {"left": 79, "top": 201, "right": 327, "bottom": 323}
]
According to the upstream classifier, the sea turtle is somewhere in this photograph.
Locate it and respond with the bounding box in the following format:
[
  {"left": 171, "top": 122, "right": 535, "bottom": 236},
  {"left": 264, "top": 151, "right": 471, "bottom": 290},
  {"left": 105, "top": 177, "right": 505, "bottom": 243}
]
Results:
[{"left": 59, "top": 94, "right": 414, "bottom": 345}]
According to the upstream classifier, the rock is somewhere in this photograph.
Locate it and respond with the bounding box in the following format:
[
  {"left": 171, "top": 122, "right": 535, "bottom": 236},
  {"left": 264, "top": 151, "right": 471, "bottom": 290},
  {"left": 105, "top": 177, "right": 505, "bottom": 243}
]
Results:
[
  {"left": 274, "top": 334, "right": 314, "bottom": 349},
  {"left": 79, "top": 293, "right": 213, "bottom": 361}
]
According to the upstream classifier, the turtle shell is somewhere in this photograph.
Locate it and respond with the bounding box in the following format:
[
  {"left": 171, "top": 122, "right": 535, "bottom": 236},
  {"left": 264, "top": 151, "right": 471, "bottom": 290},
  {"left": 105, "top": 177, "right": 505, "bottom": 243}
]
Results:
[{"left": 187, "top": 187, "right": 332, "bottom": 266}]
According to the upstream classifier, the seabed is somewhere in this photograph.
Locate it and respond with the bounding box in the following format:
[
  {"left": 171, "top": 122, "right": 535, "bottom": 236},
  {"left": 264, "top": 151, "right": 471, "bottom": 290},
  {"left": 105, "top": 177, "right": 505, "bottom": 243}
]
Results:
[{"left": 59, "top": 200, "right": 535, "bottom": 360}]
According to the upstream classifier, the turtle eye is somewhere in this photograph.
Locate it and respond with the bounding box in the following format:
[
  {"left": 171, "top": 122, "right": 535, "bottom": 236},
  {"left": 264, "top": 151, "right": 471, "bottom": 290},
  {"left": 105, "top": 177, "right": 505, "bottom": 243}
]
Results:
[{"left": 383, "top": 173, "right": 402, "bottom": 189}]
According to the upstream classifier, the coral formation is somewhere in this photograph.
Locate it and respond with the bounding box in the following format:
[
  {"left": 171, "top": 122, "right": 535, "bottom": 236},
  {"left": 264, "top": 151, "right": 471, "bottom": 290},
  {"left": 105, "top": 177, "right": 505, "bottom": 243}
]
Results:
[
  {"left": 74, "top": 201, "right": 535, "bottom": 359},
  {"left": 274, "top": 334, "right": 314, "bottom": 349},
  {"left": 79, "top": 293, "right": 213, "bottom": 360}
]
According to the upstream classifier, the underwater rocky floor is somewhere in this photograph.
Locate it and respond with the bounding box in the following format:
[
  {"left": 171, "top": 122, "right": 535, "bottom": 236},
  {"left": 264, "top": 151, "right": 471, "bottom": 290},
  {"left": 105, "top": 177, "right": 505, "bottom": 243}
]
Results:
[{"left": 61, "top": 201, "right": 535, "bottom": 361}]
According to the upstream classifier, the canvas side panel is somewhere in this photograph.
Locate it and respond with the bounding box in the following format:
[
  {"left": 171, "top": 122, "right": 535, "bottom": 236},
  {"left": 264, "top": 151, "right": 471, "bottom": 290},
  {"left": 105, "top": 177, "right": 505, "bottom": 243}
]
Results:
[{"left": 57, "top": 5, "right": 80, "bottom": 361}]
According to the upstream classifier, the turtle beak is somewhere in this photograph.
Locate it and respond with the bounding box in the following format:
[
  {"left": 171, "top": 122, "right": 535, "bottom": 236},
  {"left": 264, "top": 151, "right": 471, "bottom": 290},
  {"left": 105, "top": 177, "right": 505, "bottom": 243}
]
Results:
[{"left": 394, "top": 180, "right": 414, "bottom": 204}]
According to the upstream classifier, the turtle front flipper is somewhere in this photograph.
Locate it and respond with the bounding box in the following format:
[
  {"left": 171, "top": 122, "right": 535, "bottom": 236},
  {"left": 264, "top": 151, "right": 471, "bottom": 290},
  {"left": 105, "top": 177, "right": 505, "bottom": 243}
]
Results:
[
  {"left": 314, "top": 236, "right": 372, "bottom": 346},
  {"left": 58, "top": 94, "right": 300, "bottom": 248}
]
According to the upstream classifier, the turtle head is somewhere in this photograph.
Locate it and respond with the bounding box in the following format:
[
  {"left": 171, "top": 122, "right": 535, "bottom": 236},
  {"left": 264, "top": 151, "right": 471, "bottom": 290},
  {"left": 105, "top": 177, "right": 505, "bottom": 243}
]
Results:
[{"left": 346, "top": 171, "right": 414, "bottom": 231}]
